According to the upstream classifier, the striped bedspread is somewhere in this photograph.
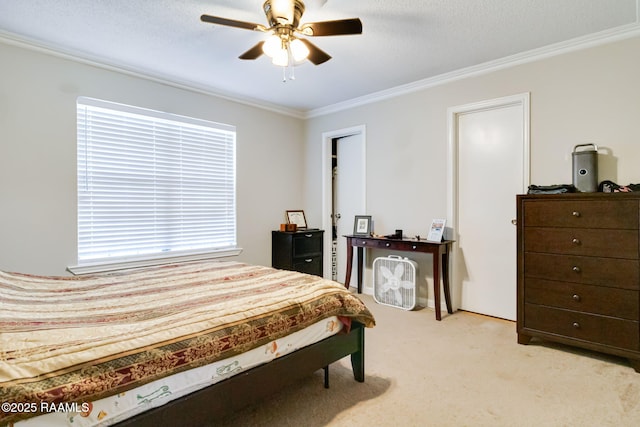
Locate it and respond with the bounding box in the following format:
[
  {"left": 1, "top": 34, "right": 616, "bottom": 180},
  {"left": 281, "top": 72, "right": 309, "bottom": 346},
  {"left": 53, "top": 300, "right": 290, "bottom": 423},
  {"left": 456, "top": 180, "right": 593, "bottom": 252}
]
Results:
[{"left": 0, "top": 261, "right": 375, "bottom": 425}]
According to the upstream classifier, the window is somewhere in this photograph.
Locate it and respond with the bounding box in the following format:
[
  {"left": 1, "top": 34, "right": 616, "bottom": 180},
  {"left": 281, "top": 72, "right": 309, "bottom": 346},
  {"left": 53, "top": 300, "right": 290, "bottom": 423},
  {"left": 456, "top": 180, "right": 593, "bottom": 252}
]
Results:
[{"left": 70, "top": 97, "right": 238, "bottom": 274}]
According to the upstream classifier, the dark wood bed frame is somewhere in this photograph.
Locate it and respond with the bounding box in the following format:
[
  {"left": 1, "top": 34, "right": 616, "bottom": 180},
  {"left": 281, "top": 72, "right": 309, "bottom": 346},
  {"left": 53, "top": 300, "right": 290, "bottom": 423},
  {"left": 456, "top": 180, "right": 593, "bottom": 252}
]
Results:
[{"left": 115, "top": 321, "right": 366, "bottom": 426}]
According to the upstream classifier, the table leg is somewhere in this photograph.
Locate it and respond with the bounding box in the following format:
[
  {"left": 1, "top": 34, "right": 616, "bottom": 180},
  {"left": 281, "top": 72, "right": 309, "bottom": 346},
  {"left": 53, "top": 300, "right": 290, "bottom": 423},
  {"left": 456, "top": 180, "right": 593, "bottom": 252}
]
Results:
[
  {"left": 344, "top": 242, "right": 354, "bottom": 290},
  {"left": 433, "top": 251, "right": 442, "bottom": 321},
  {"left": 356, "top": 247, "right": 364, "bottom": 294},
  {"left": 442, "top": 250, "right": 453, "bottom": 315}
]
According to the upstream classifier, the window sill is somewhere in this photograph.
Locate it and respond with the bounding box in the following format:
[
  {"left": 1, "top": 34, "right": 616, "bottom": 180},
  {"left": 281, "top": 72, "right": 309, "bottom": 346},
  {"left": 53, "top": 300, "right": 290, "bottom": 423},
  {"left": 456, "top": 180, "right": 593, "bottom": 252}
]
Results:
[{"left": 67, "top": 248, "right": 243, "bottom": 275}]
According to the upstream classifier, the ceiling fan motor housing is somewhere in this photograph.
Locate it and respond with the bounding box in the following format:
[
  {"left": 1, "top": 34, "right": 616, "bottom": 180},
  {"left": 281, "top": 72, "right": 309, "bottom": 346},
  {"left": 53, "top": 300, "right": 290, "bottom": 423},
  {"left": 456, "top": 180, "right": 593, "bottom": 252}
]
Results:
[{"left": 263, "top": 0, "right": 306, "bottom": 28}]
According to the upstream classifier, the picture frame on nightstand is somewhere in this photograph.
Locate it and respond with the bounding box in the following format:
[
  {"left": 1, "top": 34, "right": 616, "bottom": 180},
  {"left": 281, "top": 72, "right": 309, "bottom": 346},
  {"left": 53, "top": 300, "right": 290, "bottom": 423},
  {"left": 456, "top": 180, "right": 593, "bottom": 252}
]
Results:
[{"left": 286, "top": 210, "right": 307, "bottom": 229}]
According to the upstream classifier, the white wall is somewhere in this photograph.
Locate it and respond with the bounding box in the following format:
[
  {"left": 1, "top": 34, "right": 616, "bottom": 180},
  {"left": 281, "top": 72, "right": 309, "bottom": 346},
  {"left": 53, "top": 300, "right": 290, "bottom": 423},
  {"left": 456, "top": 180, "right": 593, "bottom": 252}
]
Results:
[
  {"left": 3, "top": 35, "right": 639, "bottom": 283},
  {"left": 0, "top": 41, "right": 305, "bottom": 275},
  {"left": 304, "top": 36, "right": 640, "bottom": 301}
]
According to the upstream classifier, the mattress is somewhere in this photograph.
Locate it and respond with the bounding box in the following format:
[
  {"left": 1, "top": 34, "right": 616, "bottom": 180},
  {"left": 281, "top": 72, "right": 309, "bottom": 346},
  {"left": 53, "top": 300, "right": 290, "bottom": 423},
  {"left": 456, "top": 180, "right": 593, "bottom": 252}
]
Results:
[{"left": 12, "top": 316, "right": 343, "bottom": 426}]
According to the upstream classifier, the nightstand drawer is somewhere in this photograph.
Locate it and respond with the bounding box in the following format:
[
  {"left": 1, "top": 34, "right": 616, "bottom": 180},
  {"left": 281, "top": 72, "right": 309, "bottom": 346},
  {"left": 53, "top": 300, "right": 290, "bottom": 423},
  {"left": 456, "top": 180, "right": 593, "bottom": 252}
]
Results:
[
  {"left": 292, "top": 232, "right": 323, "bottom": 257},
  {"left": 524, "top": 304, "right": 639, "bottom": 351},
  {"left": 524, "top": 253, "right": 639, "bottom": 289},
  {"left": 525, "top": 278, "right": 639, "bottom": 319},
  {"left": 523, "top": 200, "right": 639, "bottom": 229},
  {"left": 292, "top": 256, "right": 323, "bottom": 275},
  {"left": 524, "top": 228, "right": 638, "bottom": 259}
]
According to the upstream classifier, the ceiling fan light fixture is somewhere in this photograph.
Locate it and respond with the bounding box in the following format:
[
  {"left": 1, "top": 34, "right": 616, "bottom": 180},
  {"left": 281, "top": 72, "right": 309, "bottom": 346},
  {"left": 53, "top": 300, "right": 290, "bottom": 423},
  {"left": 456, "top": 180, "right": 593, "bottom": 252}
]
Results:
[
  {"left": 262, "top": 34, "right": 283, "bottom": 58},
  {"left": 271, "top": 47, "right": 289, "bottom": 67},
  {"left": 289, "top": 38, "right": 309, "bottom": 62},
  {"left": 263, "top": 33, "right": 309, "bottom": 67}
]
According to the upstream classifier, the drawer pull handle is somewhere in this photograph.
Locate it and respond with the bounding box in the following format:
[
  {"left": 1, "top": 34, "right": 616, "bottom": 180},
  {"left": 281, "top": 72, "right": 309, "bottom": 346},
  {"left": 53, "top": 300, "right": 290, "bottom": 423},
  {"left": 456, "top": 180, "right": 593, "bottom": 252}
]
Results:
[
  {"left": 386, "top": 243, "right": 390, "bottom": 247},
  {"left": 572, "top": 294, "right": 581, "bottom": 302},
  {"left": 305, "top": 234, "right": 313, "bottom": 238},
  {"left": 572, "top": 266, "right": 581, "bottom": 273},
  {"left": 572, "top": 238, "right": 581, "bottom": 245},
  {"left": 305, "top": 259, "right": 313, "bottom": 263},
  {"left": 572, "top": 322, "right": 581, "bottom": 329},
  {"left": 412, "top": 245, "right": 417, "bottom": 250},
  {"left": 572, "top": 211, "right": 581, "bottom": 217}
]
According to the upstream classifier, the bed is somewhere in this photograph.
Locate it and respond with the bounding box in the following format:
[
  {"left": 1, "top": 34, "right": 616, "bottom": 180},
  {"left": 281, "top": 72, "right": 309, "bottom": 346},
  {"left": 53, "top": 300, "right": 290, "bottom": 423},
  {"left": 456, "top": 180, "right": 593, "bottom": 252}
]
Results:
[{"left": 0, "top": 260, "right": 375, "bottom": 427}]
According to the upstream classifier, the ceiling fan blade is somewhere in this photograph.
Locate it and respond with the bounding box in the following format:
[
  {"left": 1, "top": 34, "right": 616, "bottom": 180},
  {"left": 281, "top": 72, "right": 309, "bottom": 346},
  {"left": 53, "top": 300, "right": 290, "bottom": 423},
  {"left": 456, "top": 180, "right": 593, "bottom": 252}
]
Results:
[
  {"left": 239, "top": 41, "right": 265, "bottom": 60},
  {"left": 299, "top": 39, "right": 332, "bottom": 65},
  {"left": 200, "top": 14, "right": 264, "bottom": 31},
  {"left": 299, "top": 18, "right": 362, "bottom": 36}
]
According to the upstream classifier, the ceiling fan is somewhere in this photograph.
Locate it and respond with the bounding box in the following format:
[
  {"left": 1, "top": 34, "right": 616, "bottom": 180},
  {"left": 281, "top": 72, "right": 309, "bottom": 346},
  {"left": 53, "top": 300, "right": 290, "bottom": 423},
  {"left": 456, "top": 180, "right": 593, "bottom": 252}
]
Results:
[{"left": 200, "top": 0, "right": 362, "bottom": 69}]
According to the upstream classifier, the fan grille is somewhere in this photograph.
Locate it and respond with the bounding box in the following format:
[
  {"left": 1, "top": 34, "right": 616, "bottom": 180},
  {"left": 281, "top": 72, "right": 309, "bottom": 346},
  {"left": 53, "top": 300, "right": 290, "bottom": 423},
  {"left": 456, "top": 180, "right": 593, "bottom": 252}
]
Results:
[{"left": 373, "top": 256, "right": 417, "bottom": 310}]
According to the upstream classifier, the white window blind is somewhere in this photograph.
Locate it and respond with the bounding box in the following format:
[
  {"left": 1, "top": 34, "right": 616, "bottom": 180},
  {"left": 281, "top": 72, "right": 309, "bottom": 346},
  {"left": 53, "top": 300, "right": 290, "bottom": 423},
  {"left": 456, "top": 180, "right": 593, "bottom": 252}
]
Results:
[{"left": 74, "top": 97, "right": 237, "bottom": 271}]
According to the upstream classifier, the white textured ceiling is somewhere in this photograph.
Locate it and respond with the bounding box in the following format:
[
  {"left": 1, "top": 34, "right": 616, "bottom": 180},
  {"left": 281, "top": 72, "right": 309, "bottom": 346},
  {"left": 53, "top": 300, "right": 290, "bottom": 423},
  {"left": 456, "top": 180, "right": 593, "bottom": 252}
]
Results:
[{"left": 0, "top": 0, "right": 638, "bottom": 115}]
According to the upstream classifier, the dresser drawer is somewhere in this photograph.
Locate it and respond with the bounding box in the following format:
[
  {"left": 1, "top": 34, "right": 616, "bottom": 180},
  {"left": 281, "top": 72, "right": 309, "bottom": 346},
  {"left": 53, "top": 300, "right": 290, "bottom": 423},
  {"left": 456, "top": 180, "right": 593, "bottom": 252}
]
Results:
[
  {"left": 524, "top": 253, "right": 640, "bottom": 289},
  {"left": 524, "top": 304, "right": 639, "bottom": 351},
  {"left": 523, "top": 200, "right": 639, "bottom": 229},
  {"left": 524, "top": 228, "right": 639, "bottom": 259},
  {"left": 525, "top": 278, "right": 639, "bottom": 319}
]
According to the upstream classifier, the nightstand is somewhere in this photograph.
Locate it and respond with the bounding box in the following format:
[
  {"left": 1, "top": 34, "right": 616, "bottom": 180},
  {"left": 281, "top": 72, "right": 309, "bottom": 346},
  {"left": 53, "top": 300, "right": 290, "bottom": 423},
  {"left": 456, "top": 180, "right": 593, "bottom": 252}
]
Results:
[{"left": 272, "top": 229, "right": 324, "bottom": 276}]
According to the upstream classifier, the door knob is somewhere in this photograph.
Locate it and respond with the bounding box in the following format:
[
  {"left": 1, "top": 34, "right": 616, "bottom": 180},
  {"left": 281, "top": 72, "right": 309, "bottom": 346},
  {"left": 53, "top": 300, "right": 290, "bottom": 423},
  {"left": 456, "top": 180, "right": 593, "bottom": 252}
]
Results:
[{"left": 511, "top": 219, "right": 517, "bottom": 225}]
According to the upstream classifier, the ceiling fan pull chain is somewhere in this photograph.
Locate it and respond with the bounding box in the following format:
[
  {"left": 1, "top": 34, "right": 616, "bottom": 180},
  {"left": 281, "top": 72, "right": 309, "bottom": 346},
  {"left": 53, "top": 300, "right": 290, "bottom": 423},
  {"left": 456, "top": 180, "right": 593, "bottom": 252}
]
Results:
[
  {"left": 287, "top": 44, "right": 296, "bottom": 81},
  {"left": 289, "top": 64, "right": 296, "bottom": 81}
]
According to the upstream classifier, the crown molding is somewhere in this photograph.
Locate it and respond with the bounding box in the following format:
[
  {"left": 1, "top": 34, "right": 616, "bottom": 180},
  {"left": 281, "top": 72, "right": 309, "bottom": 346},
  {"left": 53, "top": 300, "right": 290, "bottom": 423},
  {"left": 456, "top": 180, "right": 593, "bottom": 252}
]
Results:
[
  {"left": 0, "top": 30, "right": 306, "bottom": 120},
  {"left": 304, "top": 22, "right": 640, "bottom": 119},
  {"left": 2, "top": 21, "right": 639, "bottom": 121}
]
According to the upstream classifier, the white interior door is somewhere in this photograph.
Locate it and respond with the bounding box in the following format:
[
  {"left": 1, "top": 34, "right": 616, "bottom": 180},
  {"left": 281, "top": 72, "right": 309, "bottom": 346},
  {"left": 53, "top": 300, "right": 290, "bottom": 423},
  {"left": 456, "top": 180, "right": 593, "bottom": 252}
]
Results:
[
  {"left": 335, "top": 134, "right": 365, "bottom": 285},
  {"left": 452, "top": 95, "right": 529, "bottom": 320}
]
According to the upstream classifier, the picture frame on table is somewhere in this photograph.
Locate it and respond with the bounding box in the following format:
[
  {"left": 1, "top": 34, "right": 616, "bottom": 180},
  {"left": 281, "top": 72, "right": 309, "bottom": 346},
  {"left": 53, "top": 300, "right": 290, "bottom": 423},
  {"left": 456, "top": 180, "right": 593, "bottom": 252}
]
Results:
[
  {"left": 286, "top": 210, "right": 307, "bottom": 229},
  {"left": 353, "top": 215, "right": 372, "bottom": 236},
  {"left": 427, "top": 218, "right": 446, "bottom": 242}
]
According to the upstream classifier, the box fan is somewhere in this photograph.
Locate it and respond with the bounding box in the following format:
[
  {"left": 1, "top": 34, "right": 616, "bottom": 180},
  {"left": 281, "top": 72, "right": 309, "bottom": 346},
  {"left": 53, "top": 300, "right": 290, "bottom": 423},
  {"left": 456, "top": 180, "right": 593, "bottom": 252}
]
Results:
[{"left": 373, "top": 255, "right": 417, "bottom": 310}]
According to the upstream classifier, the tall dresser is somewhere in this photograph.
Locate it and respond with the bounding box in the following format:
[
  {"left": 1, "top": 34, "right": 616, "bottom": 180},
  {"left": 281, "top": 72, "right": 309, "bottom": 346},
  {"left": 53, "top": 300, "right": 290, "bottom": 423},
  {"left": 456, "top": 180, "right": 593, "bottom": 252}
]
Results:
[{"left": 516, "top": 193, "right": 640, "bottom": 372}]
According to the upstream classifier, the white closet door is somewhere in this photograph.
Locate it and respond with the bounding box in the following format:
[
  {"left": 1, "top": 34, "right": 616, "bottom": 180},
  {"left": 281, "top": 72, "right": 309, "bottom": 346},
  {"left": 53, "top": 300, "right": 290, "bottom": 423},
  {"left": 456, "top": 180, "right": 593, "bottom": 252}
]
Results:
[{"left": 456, "top": 101, "right": 526, "bottom": 320}]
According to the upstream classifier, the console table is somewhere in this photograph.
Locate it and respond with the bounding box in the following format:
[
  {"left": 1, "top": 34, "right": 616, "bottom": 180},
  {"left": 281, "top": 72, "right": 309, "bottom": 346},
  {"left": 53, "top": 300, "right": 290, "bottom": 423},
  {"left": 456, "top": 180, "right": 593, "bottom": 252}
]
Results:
[{"left": 344, "top": 235, "right": 454, "bottom": 320}]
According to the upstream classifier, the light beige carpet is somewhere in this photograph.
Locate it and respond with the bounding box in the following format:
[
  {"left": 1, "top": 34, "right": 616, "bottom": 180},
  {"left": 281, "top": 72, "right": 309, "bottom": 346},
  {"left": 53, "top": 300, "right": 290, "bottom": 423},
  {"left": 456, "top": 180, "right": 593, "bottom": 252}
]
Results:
[{"left": 214, "top": 294, "right": 640, "bottom": 427}]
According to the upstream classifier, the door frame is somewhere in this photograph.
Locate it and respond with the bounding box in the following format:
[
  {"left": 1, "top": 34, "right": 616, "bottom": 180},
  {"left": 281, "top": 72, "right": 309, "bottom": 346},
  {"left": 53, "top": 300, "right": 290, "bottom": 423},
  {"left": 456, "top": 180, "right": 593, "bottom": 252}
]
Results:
[
  {"left": 446, "top": 93, "right": 530, "bottom": 311},
  {"left": 321, "top": 125, "right": 367, "bottom": 280}
]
